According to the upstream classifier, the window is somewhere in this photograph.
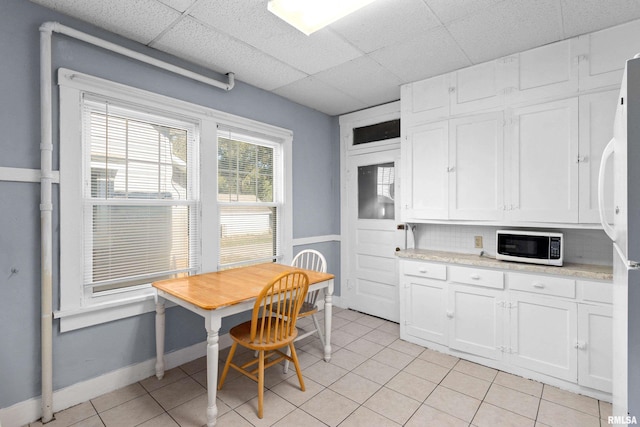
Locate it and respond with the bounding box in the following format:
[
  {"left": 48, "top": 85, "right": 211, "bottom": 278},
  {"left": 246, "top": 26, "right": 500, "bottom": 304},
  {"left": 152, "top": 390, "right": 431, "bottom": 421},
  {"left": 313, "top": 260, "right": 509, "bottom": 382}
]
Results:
[
  {"left": 217, "top": 129, "right": 282, "bottom": 268},
  {"left": 82, "top": 98, "right": 199, "bottom": 295},
  {"left": 58, "top": 69, "right": 292, "bottom": 331}
]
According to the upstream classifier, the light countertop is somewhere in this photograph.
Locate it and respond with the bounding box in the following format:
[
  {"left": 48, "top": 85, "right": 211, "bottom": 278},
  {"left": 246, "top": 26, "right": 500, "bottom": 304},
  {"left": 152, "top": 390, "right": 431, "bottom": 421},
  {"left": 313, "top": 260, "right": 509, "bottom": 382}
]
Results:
[{"left": 396, "top": 249, "right": 613, "bottom": 281}]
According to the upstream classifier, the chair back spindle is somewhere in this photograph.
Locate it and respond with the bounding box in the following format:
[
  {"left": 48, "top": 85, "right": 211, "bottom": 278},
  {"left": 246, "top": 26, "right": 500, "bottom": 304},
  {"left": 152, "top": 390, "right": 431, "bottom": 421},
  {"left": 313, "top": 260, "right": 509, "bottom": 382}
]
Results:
[{"left": 252, "top": 271, "right": 309, "bottom": 346}]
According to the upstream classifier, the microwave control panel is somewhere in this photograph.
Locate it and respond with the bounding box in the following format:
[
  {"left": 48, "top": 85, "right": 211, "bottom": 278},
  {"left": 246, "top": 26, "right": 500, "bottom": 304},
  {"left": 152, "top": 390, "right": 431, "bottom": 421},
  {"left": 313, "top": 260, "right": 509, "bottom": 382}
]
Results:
[{"left": 550, "top": 237, "right": 562, "bottom": 259}]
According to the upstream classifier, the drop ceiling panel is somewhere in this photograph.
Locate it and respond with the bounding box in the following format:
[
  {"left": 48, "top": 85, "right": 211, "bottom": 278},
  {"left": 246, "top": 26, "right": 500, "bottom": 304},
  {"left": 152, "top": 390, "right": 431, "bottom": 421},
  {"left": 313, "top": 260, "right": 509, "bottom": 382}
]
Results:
[
  {"left": 314, "top": 56, "right": 402, "bottom": 107},
  {"left": 156, "top": 0, "right": 196, "bottom": 13},
  {"left": 425, "top": 0, "right": 507, "bottom": 24},
  {"left": 369, "top": 26, "right": 471, "bottom": 83},
  {"left": 30, "top": 0, "right": 180, "bottom": 44},
  {"left": 273, "top": 77, "right": 367, "bottom": 116},
  {"left": 153, "top": 17, "right": 307, "bottom": 91},
  {"left": 560, "top": 0, "right": 640, "bottom": 38},
  {"left": 329, "top": 0, "right": 440, "bottom": 53},
  {"left": 26, "top": 0, "right": 640, "bottom": 116},
  {"left": 446, "top": 0, "right": 564, "bottom": 64},
  {"left": 189, "top": 0, "right": 363, "bottom": 75}
]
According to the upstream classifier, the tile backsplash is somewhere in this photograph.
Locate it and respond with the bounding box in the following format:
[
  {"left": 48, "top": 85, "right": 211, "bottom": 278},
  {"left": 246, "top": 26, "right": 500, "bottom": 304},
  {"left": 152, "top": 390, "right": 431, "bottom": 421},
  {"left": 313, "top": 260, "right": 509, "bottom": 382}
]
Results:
[{"left": 409, "top": 224, "right": 613, "bottom": 266}]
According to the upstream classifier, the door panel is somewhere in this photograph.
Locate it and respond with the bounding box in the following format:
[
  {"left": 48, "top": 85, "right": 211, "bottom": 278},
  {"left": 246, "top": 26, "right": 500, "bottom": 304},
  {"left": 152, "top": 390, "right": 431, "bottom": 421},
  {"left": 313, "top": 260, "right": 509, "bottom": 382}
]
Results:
[{"left": 346, "top": 149, "right": 403, "bottom": 321}]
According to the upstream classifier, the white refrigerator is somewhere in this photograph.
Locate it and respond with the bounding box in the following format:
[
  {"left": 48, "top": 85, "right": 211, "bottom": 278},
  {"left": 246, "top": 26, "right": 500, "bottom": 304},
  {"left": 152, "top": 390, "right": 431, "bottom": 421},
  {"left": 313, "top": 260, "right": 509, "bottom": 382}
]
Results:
[{"left": 599, "top": 55, "right": 640, "bottom": 418}]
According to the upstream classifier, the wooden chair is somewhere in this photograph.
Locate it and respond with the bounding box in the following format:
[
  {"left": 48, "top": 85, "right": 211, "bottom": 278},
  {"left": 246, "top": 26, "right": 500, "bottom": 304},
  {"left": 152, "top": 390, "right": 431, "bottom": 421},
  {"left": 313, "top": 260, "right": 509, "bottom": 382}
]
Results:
[
  {"left": 283, "top": 249, "right": 327, "bottom": 373},
  {"left": 218, "top": 270, "right": 310, "bottom": 419}
]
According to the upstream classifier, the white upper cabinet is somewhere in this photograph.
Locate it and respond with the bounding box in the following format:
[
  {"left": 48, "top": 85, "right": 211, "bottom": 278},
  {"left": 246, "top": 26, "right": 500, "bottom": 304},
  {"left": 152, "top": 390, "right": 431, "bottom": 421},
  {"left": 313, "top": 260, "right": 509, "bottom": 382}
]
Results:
[
  {"left": 401, "top": 74, "right": 450, "bottom": 124},
  {"left": 448, "top": 112, "right": 504, "bottom": 221},
  {"left": 399, "top": 18, "right": 640, "bottom": 226},
  {"left": 402, "top": 121, "right": 449, "bottom": 220},
  {"left": 450, "top": 61, "right": 504, "bottom": 116},
  {"left": 507, "top": 39, "right": 579, "bottom": 105},
  {"left": 577, "top": 20, "right": 640, "bottom": 91},
  {"left": 578, "top": 89, "right": 618, "bottom": 223},
  {"left": 508, "top": 98, "right": 579, "bottom": 223}
]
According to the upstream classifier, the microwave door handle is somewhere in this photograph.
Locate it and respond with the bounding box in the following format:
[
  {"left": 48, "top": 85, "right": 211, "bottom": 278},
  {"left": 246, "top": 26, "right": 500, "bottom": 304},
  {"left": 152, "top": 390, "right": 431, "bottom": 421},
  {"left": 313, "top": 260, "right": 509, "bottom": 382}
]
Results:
[{"left": 598, "top": 138, "right": 617, "bottom": 242}]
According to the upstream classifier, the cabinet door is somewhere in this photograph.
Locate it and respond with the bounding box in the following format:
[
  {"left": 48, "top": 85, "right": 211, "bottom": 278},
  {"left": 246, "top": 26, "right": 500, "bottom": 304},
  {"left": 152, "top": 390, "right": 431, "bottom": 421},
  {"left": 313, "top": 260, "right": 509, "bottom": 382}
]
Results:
[
  {"left": 402, "top": 276, "right": 448, "bottom": 345},
  {"left": 577, "top": 304, "right": 613, "bottom": 393},
  {"left": 508, "top": 98, "right": 579, "bottom": 223},
  {"left": 508, "top": 39, "right": 579, "bottom": 104},
  {"left": 448, "top": 284, "right": 504, "bottom": 360},
  {"left": 402, "top": 121, "right": 449, "bottom": 220},
  {"left": 402, "top": 74, "right": 450, "bottom": 124},
  {"left": 509, "top": 293, "right": 577, "bottom": 382},
  {"left": 578, "top": 89, "right": 618, "bottom": 223},
  {"left": 577, "top": 20, "right": 640, "bottom": 91},
  {"left": 450, "top": 61, "right": 503, "bottom": 116},
  {"left": 449, "top": 112, "right": 505, "bottom": 220}
]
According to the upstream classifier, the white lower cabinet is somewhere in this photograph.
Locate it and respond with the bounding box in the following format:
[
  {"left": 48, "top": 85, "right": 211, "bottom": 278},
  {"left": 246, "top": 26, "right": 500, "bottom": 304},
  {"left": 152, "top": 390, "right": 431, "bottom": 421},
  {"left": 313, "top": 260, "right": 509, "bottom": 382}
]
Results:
[
  {"left": 399, "top": 259, "right": 613, "bottom": 397},
  {"left": 448, "top": 284, "right": 504, "bottom": 360},
  {"left": 577, "top": 303, "right": 613, "bottom": 392},
  {"left": 508, "top": 292, "right": 577, "bottom": 382},
  {"left": 403, "top": 276, "right": 448, "bottom": 345},
  {"left": 400, "top": 261, "right": 448, "bottom": 345}
]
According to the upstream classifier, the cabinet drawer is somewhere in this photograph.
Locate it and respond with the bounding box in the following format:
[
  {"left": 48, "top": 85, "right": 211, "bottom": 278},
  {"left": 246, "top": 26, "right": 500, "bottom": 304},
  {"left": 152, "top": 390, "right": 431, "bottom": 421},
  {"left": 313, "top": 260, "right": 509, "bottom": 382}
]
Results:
[
  {"left": 402, "top": 261, "right": 446, "bottom": 280},
  {"left": 579, "top": 280, "right": 612, "bottom": 304},
  {"left": 509, "top": 272, "right": 575, "bottom": 298},
  {"left": 449, "top": 265, "right": 504, "bottom": 289}
]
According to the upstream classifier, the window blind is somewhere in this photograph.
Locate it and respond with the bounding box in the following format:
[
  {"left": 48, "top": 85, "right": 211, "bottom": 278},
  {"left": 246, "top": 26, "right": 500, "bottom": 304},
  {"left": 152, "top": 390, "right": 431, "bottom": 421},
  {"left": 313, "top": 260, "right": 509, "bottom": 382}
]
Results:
[
  {"left": 217, "top": 128, "right": 282, "bottom": 268},
  {"left": 82, "top": 97, "right": 200, "bottom": 294}
]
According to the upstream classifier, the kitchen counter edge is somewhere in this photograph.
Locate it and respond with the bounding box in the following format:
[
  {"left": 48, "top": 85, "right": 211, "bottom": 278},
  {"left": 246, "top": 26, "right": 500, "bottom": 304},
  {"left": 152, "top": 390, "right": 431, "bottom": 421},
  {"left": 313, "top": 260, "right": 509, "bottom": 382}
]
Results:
[{"left": 396, "top": 249, "right": 613, "bottom": 281}]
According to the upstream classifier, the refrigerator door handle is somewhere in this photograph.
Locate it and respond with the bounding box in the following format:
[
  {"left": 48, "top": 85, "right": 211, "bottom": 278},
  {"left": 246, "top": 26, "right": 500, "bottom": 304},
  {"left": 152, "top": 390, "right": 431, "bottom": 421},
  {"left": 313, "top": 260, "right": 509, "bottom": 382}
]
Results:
[{"left": 598, "top": 137, "right": 617, "bottom": 241}]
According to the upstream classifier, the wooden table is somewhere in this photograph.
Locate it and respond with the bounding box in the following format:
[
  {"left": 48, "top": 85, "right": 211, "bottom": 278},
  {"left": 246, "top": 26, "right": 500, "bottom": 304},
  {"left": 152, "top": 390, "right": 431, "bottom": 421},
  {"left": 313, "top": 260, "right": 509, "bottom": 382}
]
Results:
[{"left": 153, "top": 262, "right": 335, "bottom": 427}]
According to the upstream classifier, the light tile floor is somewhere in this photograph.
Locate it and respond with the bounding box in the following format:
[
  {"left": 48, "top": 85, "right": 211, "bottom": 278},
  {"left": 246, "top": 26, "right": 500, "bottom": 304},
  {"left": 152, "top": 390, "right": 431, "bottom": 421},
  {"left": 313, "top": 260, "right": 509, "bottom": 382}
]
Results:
[{"left": 27, "top": 308, "right": 613, "bottom": 427}]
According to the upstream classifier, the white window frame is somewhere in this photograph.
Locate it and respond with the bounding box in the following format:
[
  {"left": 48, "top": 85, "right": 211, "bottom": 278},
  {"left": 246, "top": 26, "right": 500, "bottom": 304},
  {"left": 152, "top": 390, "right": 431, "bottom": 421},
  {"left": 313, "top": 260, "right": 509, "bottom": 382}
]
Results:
[
  {"left": 217, "top": 128, "right": 284, "bottom": 268},
  {"left": 57, "top": 68, "right": 292, "bottom": 331}
]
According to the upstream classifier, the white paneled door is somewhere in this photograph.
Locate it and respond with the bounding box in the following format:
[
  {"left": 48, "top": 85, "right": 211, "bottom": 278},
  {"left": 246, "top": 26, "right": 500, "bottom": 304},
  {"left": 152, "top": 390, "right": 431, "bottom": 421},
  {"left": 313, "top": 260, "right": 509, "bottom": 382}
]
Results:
[{"left": 345, "top": 149, "right": 403, "bottom": 322}]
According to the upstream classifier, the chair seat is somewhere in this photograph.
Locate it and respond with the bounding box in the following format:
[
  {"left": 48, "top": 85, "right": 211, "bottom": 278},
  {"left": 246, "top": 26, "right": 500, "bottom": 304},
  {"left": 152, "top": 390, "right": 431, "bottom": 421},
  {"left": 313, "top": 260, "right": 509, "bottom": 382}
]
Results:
[
  {"left": 298, "top": 301, "right": 319, "bottom": 317},
  {"left": 269, "top": 300, "right": 318, "bottom": 318},
  {"left": 230, "top": 319, "right": 299, "bottom": 351}
]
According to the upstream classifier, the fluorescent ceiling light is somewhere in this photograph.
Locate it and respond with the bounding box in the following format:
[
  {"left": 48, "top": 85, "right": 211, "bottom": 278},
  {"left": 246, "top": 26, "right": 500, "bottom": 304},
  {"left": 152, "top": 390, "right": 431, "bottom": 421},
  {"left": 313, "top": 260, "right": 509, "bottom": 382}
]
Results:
[{"left": 268, "top": 0, "right": 377, "bottom": 36}]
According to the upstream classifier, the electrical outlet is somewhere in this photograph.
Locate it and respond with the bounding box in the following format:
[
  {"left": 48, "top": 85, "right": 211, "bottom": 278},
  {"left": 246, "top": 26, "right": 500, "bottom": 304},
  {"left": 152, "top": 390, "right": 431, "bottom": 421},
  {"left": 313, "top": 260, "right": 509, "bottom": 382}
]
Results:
[{"left": 474, "top": 236, "right": 483, "bottom": 248}]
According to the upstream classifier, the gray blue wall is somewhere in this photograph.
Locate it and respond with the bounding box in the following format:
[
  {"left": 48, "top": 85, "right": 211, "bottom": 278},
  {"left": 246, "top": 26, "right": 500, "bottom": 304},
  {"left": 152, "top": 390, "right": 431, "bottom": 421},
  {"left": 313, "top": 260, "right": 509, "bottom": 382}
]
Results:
[{"left": 0, "top": 0, "right": 340, "bottom": 409}]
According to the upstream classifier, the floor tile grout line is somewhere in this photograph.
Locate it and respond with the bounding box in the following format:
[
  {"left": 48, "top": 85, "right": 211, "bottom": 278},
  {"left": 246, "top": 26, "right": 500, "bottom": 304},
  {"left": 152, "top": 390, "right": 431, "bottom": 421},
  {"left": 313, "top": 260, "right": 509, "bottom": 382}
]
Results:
[{"left": 55, "top": 309, "right": 612, "bottom": 427}]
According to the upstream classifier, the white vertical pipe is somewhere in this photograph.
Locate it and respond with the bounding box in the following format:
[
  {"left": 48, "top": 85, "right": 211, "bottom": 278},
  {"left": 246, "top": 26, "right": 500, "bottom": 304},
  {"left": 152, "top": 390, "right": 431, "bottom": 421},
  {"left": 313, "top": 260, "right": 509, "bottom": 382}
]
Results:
[
  {"left": 39, "top": 23, "right": 54, "bottom": 424},
  {"left": 37, "top": 21, "right": 234, "bottom": 423}
]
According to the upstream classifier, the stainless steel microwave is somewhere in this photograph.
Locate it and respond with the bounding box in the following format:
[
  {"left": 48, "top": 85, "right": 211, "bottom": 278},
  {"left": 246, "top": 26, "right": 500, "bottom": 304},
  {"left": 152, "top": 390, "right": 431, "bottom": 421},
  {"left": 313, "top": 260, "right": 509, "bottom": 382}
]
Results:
[{"left": 496, "top": 230, "right": 563, "bottom": 266}]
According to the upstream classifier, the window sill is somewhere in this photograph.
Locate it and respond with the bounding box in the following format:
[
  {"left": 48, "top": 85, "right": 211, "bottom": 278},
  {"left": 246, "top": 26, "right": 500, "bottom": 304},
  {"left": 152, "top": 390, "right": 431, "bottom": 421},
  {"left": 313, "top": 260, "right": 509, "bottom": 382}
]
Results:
[{"left": 55, "top": 289, "right": 160, "bottom": 332}]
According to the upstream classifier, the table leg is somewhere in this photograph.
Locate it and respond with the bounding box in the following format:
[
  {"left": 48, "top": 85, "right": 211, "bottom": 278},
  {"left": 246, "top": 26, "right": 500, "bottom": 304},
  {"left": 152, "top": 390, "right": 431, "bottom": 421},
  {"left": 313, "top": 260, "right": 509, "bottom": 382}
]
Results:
[
  {"left": 205, "top": 315, "right": 222, "bottom": 427},
  {"left": 155, "top": 300, "right": 165, "bottom": 380},
  {"left": 323, "top": 280, "right": 334, "bottom": 362}
]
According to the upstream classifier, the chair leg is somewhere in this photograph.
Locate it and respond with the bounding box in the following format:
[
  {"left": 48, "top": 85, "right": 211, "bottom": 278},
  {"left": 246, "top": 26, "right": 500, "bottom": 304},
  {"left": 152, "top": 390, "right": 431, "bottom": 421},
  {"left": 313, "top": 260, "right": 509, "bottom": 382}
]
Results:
[
  {"left": 289, "top": 342, "right": 306, "bottom": 392},
  {"left": 258, "top": 349, "right": 265, "bottom": 419},
  {"left": 218, "top": 342, "right": 237, "bottom": 390},
  {"left": 311, "top": 314, "right": 325, "bottom": 347},
  {"left": 283, "top": 344, "right": 291, "bottom": 374}
]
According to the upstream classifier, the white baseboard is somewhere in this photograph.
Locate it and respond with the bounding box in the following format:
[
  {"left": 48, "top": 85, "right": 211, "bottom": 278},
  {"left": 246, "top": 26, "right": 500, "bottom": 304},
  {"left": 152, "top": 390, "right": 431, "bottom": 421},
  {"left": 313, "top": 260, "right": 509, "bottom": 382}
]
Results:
[{"left": 0, "top": 335, "right": 231, "bottom": 427}]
